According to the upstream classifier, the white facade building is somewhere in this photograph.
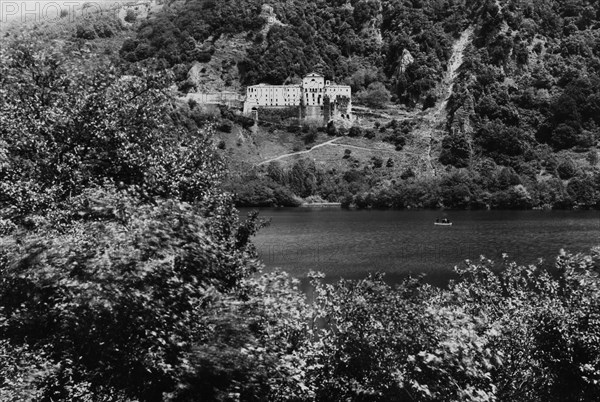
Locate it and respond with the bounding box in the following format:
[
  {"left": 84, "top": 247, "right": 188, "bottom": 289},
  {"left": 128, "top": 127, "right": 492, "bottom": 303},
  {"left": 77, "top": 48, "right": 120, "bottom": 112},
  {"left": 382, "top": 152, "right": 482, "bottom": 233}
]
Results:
[
  {"left": 245, "top": 84, "right": 301, "bottom": 107},
  {"left": 302, "top": 72, "right": 325, "bottom": 106},
  {"left": 243, "top": 73, "right": 351, "bottom": 117}
]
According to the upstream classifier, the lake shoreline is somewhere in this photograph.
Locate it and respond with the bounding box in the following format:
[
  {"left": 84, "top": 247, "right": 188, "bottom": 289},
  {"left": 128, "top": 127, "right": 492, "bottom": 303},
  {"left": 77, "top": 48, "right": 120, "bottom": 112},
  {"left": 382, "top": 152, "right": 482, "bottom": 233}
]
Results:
[
  {"left": 237, "top": 202, "right": 600, "bottom": 211},
  {"left": 245, "top": 208, "right": 600, "bottom": 286}
]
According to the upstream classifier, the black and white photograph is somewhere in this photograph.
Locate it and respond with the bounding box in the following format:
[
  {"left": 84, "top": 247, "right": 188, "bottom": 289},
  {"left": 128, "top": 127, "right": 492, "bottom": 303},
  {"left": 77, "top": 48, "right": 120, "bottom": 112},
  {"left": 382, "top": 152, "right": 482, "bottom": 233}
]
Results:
[{"left": 1, "top": 0, "right": 600, "bottom": 400}]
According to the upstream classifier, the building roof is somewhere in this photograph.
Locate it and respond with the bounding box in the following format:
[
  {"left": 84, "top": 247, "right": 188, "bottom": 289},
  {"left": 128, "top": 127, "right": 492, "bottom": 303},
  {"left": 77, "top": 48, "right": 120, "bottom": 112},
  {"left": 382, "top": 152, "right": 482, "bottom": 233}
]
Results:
[
  {"left": 246, "top": 73, "right": 352, "bottom": 90},
  {"left": 249, "top": 83, "right": 300, "bottom": 88}
]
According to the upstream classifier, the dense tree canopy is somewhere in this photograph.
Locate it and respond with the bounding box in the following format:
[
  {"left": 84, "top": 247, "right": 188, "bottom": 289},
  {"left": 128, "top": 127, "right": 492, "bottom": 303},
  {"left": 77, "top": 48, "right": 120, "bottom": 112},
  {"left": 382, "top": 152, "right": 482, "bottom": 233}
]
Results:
[
  {"left": 122, "top": 0, "right": 469, "bottom": 101},
  {"left": 0, "top": 39, "right": 229, "bottom": 228}
]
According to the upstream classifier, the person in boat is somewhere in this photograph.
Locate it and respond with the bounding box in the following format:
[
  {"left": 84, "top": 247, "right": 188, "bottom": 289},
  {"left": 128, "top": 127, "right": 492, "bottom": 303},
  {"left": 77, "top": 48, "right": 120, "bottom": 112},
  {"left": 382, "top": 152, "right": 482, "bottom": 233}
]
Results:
[
  {"left": 436, "top": 217, "right": 439, "bottom": 223},
  {"left": 442, "top": 218, "right": 449, "bottom": 224}
]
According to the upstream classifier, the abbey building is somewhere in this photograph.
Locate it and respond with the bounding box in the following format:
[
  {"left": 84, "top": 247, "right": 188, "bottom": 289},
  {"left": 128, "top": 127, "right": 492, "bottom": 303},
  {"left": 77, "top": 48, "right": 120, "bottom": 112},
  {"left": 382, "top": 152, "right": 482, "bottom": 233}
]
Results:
[{"left": 243, "top": 73, "right": 352, "bottom": 119}]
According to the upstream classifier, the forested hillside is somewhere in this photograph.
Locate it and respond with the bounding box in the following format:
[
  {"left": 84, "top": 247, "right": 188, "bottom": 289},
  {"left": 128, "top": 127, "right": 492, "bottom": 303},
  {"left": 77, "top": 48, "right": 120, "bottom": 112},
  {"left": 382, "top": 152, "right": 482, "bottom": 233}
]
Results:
[
  {"left": 118, "top": 0, "right": 600, "bottom": 210},
  {"left": 445, "top": 0, "right": 600, "bottom": 172},
  {"left": 122, "top": 0, "right": 468, "bottom": 103}
]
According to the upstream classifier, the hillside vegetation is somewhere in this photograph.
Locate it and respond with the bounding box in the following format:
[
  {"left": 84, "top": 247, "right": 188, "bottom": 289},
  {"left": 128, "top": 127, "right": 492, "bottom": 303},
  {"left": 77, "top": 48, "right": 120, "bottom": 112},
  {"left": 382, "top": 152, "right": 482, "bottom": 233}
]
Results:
[
  {"left": 118, "top": 0, "right": 600, "bottom": 209},
  {"left": 122, "top": 0, "right": 467, "bottom": 101}
]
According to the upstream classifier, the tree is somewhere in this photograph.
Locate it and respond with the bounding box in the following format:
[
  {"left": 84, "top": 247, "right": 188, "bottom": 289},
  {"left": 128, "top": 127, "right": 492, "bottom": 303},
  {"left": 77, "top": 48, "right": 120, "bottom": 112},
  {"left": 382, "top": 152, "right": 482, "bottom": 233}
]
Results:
[
  {"left": 303, "top": 128, "right": 318, "bottom": 144},
  {"left": 497, "top": 167, "right": 522, "bottom": 189},
  {"left": 587, "top": 149, "right": 598, "bottom": 166},
  {"left": 288, "top": 159, "right": 319, "bottom": 197},
  {"left": 356, "top": 82, "right": 391, "bottom": 109},
  {"left": 266, "top": 162, "right": 286, "bottom": 184},
  {"left": 0, "top": 41, "right": 225, "bottom": 226},
  {"left": 552, "top": 123, "right": 580, "bottom": 150},
  {"left": 476, "top": 120, "right": 529, "bottom": 161},
  {"left": 75, "top": 23, "right": 96, "bottom": 39},
  {"left": 371, "top": 156, "right": 383, "bottom": 168},
  {"left": 125, "top": 9, "right": 137, "bottom": 23},
  {"left": 536, "top": 178, "right": 573, "bottom": 209},
  {"left": 557, "top": 158, "right": 578, "bottom": 179},
  {"left": 440, "top": 133, "right": 471, "bottom": 167},
  {"left": 348, "top": 126, "right": 362, "bottom": 137},
  {"left": 567, "top": 175, "right": 598, "bottom": 207},
  {"left": 326, "top": 121, "right": 338, "bottom": 136},
  {"left": 493, "top": 184, "right": 534, "bottom": 209}
]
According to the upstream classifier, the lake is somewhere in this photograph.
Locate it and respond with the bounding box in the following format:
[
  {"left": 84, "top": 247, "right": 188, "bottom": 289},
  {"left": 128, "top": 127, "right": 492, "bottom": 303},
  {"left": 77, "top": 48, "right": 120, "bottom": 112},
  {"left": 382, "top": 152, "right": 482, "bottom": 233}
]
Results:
[{"left": 242, "top": 208, "right": 600, "bottom": 286}]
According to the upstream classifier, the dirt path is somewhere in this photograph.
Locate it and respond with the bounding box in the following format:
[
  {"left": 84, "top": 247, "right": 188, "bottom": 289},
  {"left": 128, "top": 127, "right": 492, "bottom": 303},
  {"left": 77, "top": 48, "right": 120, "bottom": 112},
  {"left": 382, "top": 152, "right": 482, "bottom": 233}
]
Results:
[
  {"left": 351, "top": 105, "right": 415, "bottom": 120},
  {"left": 256, "top": 137, "right": 400, "bottom": 165},
  {"left": 257, "top": 137, "right": 340, "bottom": 165},
  {"left": 329, "top": 143, "right": 397, "bottom": 153}
]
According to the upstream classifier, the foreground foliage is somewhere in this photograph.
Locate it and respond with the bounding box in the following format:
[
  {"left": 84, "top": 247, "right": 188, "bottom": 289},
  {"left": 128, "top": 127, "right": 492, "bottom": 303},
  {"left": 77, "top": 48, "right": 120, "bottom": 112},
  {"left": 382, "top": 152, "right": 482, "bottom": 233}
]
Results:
[{"left": 3, "top": 227, "right": 600, "bottom": 401}]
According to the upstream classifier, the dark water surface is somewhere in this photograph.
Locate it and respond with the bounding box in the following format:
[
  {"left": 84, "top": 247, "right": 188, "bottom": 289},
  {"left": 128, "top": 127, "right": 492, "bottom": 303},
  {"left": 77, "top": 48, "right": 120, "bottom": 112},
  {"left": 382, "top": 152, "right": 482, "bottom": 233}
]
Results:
[{"left": 242, "top": 208, "right": 600, "bottom": 286}]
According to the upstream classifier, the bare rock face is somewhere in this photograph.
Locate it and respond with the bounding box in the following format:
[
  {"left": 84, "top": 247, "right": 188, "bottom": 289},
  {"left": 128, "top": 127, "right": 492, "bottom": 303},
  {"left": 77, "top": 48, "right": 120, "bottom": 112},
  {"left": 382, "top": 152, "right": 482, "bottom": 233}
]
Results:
[
  {"left": 186, "top": 33, "right": 251, "bottom": 93},
  {"left": 260, "top": 3, "right": 285, "bottom": 36},
  {"left": 450, "top": 94, "right": 475, "bottom": 137},
  {"left": 185, "top": 4, "right": 282, "bottom": 94},
  {"left": 359, "top": 0, "right": 384, "bottom": 46},
  {"left": 186, "top": 62, "right": 208, "bottom": 90},
  {"left": 397, "top": 49, "right": 415, "bottom": 76}
]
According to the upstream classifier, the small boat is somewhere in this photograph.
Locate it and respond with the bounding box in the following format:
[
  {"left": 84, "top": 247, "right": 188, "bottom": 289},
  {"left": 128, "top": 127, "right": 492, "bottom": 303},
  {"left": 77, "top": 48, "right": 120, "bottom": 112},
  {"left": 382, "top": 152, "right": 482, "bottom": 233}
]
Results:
[{"left": 434, "top": 222, "right": 453, "bottom": 226}]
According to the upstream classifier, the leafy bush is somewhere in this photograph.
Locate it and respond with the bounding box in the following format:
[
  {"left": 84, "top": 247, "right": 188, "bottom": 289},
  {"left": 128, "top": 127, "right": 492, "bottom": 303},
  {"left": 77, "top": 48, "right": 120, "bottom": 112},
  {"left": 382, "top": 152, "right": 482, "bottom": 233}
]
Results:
[
  {"left": 364, "top": 129, "right": 377, "bottom": 139},
  {"left": 218, "top": 121, "right": 233, "bottom": 133},
  {"left": 303, "top": 128, "right": 318, "bottom": 144},
  {"left": 567, "top": 175, "right": 599, "bottom": 207},
  {"left": 228, "top": 175, "right": 302, "bottom": 207},
  {"left": 588, "top": 149, "right": 599, "bottom": 166},
  {"left": 348, "top": 126, "right": 362, "bottom": 138},
  {"left": 356, "top": 82, "right": 391, "bottom": 109},
  {"left": 124, "top": 9, "right": 136, "bottom": 23},
  {"left": 557, "top": 159, "right": 578, "bottom": 179},
  {"left": 440, "top": 133, "right": 471, "bottom": 167},
  {"left": 75, "top": 23, "right": 96, "bottom": 39},
  {"left": 400, "top": 168, "right": 415, "bottom": 180},
  {"left": 371, "top": 156, "right": 383, "bottom": 169},
  {"left": 326, "top": 121, "right": 338, "bottom": 136},
  {"left": 303, "top": 247, "right": 600, "bottom": 400}
]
